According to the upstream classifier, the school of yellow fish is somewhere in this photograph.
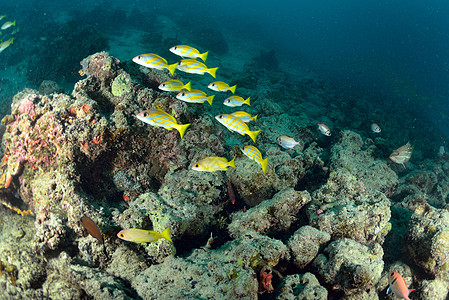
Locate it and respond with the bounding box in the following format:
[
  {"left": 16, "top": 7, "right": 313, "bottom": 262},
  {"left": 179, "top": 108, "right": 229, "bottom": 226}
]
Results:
[{"left": 0, "top": 15, "right": 17, "bottom": 53}]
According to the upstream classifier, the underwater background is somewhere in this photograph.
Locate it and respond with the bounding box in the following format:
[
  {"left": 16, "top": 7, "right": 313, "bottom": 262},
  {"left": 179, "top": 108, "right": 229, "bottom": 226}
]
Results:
[{"left": 0, "top": 0, "right": 449, "bottom": 299}]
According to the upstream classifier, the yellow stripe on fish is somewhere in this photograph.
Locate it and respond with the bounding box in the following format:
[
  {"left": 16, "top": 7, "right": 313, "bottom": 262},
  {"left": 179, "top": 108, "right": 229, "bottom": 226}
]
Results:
[
  {"left": 117, "top": 227, "right": 172, "bottom": 243},
  {"left": 159, "top": 79, "right": 191, "bottom": 92},
  {"left": 224, "top": 95, "right": 250, "bottom": 107},
  {"left": 176, "top": 89, "right": 215, "bottom": 105},
  {"left": 192, "top": 156, "right": 236, "bottom": 172},
  {"left": 133, "top": 53, "right": 178, "bottom": 75},
  {"left": 215, "top": 114, "right": 260, "bottom": 143},
  {"left": 0, "top": 38, "right": 13, "bottom": 53},
  {"left": 230, "top": 111, "right": 257, "bottom": 123},
  {"left": 136, "top": 109, "right": 190, "bottom": 139},
  {"left": 176, "top": 59, "right": 218, "bottom": 78},
  {"left": 1, "top": 20, "right": 15, "bottom": 30},
  {"left": 170, "top": 45, "right": 209, "bottom": 62},
  {"left": 242, "top": 145, "right": 268, "bottom": 174},
  {"left": 208, "top": 81, "right": 236, "bottom": 94}
]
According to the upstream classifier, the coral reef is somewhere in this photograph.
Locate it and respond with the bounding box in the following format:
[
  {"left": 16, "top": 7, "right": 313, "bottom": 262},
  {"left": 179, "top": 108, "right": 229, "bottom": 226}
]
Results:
[
  {"left": 0, "top": 49, "right": 448, "bottom": 299},
  {"left": 277, "top": 272, "right": 328, "bottom": 300},
  {"left": 313, "top": 238, "right": 384, "bottom": 296}
]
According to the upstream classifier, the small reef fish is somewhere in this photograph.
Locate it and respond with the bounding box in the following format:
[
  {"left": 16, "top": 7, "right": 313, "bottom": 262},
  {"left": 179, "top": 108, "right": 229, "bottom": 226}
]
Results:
[
  {"left": 277, "top": 135, "right": 300, "bottom": 149},
  {"left": 387, "top": 271, "right": 415, "bottom": 300},
  {"left": 317, "top": 123, "right": 331, "bottom": 136},
  {"left": 176, "top": 89, "right": 215, "bottom": 105},
  {"left": 242, "top": 145, "right": 268, "bottom": 174},
  {"left": 176, "top": 59, "right": 218, "bottom": 78},
  {"left": 117, "top": 227, "right": 172, "bottom": 243},
  {"left": 132, "top": 53, "right": 178, "bottom": 75},
  {"left": 80, "top": 216, "right": 109, "bottom": 259},
  {"left": 208, "top": 81, "right": 236, "bottom": 94},
  {"left": 438, "top": 145, "right": 445, "bottom": 156},
  {"left": 371, "top": 123, "right": 381, "bottom": 133},
  {"left": 230, "top": 111, "right": 257, "bottom": 123},
  {"left": 170, "top": 45, "right": 208, "bottom": 62},
  {"left": 215, "top": 114, "right": 261, "bottom": 143},
  {"left": 159, "top": 79, "right": 191, "bottom": 92},
  {"left": 389, "top": 142, "right": 413, "bottom": 167},
  {"left": 0, "top": 38, "right": 13, "bottom": 53},
  {"left": 226, "top": 178, "right": 236, "bottom": 204},
  {"left": 0, "top": 15, "right": 6, "bottom": 21},
  {"left": 1, "top": 20, "right": 15, "bottom": 30},
  {"left": 192, "top": 156, "right": 236, "bottom": 172},
  {"left": 136, "top": 109, "right": 191, "bottom": 139},
  {"left": 224, "top": 95, "right": 250, "bottom": 107}
]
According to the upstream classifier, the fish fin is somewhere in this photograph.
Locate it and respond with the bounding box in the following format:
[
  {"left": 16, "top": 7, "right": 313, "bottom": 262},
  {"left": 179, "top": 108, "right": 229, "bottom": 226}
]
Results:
[
  {"left": 229, "top": 85, "right": 237, "bottom": 94},
  {"left": 253, "top": 115, "right": 258, "bottom": 122},
  {"left": 176, "top": 123, "right": 191, "bottom": 140},
  {"left": 160, "top": 227, "right": 172, "bottom": 243},
  {"left": 200, "top": 51, "right": 209, "bottom": 62},
  {"left": 167, "top": 63, "right": 178, "bottom": 76},
  {"left": 228, "top": 156, "right": 236, "bottom": 168},
  {"left": 207, "top": 95, "right": 215, "bottom": 105},
  {"left": 12, "top": 20, "right": 15, "bottom": 26},
  {"left": 245, "top": 97, "right": 251, "bottom": 106},
  {"left": 9, "top": 37, "right": 14, "bottom": 44},
  {"left": 248, "top": 129, "right": 261, "bottom": 143},
  {"left": 184, "top": 81, "right": 192, "bottom": 91},
  {"left": 261, "top": 157, "right": 268, "bottom": 174},
  {"left": 208, "top": 67, "right": 218, "bottom": 78}
]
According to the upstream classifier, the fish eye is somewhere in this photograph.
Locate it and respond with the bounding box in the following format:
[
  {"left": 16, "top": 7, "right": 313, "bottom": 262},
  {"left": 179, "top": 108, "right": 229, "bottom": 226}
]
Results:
[
  {"left": 219, "top": 115, "right": 223, "bottom": 119},
  {"left": 194, "top": 164, "right": 199, "bottom": 168},
  {"left": 143, "top": 112, "right": 148, "bottom": 117},
  {"left": 174, "top": 46, "right": 177, "bottom": 50},
  {"left": 181, "top": 93, "right": 185, "bottom": 96},
  {"left": 212, "top": 83, "right": 215, "bottom": 86},
  {"left": 120, "top": 233, "right": 124, "bottom": 237},
  {"left": 390, "top": 271, "right": 394, "bottom": 277},
  {"left": 138, "top": 56, "right": 141, "bottom": 59}
]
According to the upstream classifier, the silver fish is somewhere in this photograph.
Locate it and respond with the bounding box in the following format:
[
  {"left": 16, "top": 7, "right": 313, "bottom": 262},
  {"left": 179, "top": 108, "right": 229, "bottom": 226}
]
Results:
[{"left": 389, "top": 142, "right": 413, "bottom": 167}]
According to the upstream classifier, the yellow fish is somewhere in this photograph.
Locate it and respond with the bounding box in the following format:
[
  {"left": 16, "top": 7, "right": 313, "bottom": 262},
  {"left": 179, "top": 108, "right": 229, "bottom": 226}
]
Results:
[
  {"left": 215, "top": 114, "right": 260, "bottom": 143},
  {"left": 230, "top": 111, "right": 257, "bottom": 123},
  {"left": 159, "top": 79, "right": 191, "bottom": 92},
  {"left": 208, "top": 81, "right": 236, "bottom": 94},
  {"left": 0, "top": 38, "right": 13, "bottom": 53},
  {"left": 176, "top": 89, "right": 215, "bottom": 105},
  {"left": 192, "top": 156, "right": 236, "bottom": 172},
  {"left": 176, "top": 59, "right": 218, "bottom": 78},
  {"left": 132, "top": 53, "right": 178, "bottom": 75},
  {"left": 1, "top": 20, "right": 15, "bottom": 30},
  {"left": 117, "top": 228, "right": 172, "bottom": 243},
  {"left": 170, "top": 45, "right": 208, "bottom": 62},
  {"left": 136, "top": 109, "right": 191, "bottom": 139},
  {"left": 224, "top": 95, "right": 250, "bottom": 107},
  {"left": 0, "top": 15, "right": 6, "bottom": 21},
  {"left": 242, "top": 145, "right": 268, "bottom": 174}
]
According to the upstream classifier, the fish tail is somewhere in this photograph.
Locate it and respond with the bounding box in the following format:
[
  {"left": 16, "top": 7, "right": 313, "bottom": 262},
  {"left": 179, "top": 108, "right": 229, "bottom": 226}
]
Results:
[
  {"left": 206, "top": 95, "right": 215, "bottom": 105},
  {"left": 208, "top": 67, "right": 218, "bottom": 78},
  {"left": 248, "top": 129, "right": 261, "bottom": 143},
  {"left": 261, "top": 157, "right": 268, "bottom": 174},
  {"left": 160, "top": 227, "right": 173, "bottom": 243},
  {"left": 167, "top": 62, "right": 178, "bottom": 76},
  {"left": 252, "top": 115, "right": 258, "bottom": 122},
  {"left": 200, "top": 51, "right": 209, "bottom": 62},
  {"left": 228, "top": 156, "right": 236, "bottom": 168},
  {"left": 176, "top": 123, "right": 191, "bottom": 139},
  {"left": 229, "top": 85, "right": 237, "bottom": 94},
  {"left": 12, "top": 20, "right": 15, "bottom": 26},
  {"left": 184, "top": 81, "right": 192, "bottom": 91},
  {"left": 9, "top": 37, "right": 14, "bottom": 44},
  {"left": 245, "top": 97, "right": 251, "bottom": 106}
]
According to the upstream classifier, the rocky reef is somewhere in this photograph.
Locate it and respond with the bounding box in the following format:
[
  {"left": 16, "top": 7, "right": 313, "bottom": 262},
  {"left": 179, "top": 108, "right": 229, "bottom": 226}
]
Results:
[{"left": 0, "top": 51, "right": 448, "bottom": 299}]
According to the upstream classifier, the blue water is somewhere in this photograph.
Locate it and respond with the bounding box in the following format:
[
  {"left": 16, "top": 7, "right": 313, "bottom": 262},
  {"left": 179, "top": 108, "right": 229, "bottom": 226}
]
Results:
[{"left": 1, "top": 0, "right": 448, "bottom": 139}]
